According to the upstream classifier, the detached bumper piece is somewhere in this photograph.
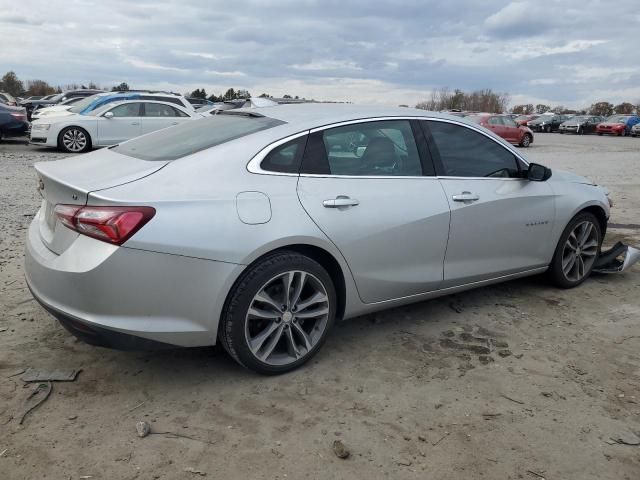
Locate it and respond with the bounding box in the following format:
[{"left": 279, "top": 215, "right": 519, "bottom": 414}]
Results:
[{"left": 593, "top": 242, "right": 640, "bottom": 274}]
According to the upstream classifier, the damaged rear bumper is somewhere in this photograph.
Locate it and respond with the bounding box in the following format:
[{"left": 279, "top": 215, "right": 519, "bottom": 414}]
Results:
[{"left": 593, "top": 242, "right": 640, "bottom": 273}]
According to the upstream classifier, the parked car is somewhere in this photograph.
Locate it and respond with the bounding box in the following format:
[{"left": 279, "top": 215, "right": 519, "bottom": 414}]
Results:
[
  {"left": 24, "top": 104, "right": 614, "bottom": 374},
  {"left": 596, "top": 115, "right": 640, "bottom": 136},
  {"left": 467, "top": 114, "right": 534, "bottom": 147},
  {"left": 0, "top": 92, "right": 18, "bottom": 106},
  {"left": 31, "top": 96, "right": 87, "bottom": 120},
  {"left": 631, "top": 123, "right": 640, "bottom": 137},
  {"left": 558, "top": 116, "right": 602, "bottom": 135},
  {"left": 186, "top": 97, "right": 213, "bottom": 109},
  {"left": 22, "top": 89, "right": 105, "bottom": 120},
  {"left": 20, "top": 95, "right": 44, "bottom": 103},
  {"left": 514, "top": 114, "right": 540, "bottom": 126},
  {"left": 528, "top": 115, "right": 572, "bottom": 133},
  {"left": 30, "top": 100, "right": 198, "bottom": 153},
  {"left": 0, "top": 104, "right": 29, "bottom": 140}
]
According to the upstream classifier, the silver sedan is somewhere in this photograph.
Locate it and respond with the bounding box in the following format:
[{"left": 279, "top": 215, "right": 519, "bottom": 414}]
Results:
[{"left": 25, "top": 104, "right": 611, "bottom": 374}]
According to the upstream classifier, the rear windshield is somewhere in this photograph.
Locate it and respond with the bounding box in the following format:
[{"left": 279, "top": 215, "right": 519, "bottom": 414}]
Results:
[{"left": 112, "top": 112, "right": 285, "bottom": 161}]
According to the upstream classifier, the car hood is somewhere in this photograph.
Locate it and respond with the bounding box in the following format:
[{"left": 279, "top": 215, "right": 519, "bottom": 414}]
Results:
[{"left": 550, "top": 169, "right": 595, "bottom": 185}]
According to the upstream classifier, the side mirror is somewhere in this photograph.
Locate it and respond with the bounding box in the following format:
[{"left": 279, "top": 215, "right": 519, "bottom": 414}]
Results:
[
  {"left": 103, "top": 111, "right": 114, "bottom": 119},
  {"left": 527, "top": 163, "right": 552, "bottom": 182}
]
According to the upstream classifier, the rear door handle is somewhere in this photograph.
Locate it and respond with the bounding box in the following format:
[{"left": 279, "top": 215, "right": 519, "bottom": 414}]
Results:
[
  {"left": 452, "top": 191, "right": 480, "bottom": 202},
  {"left": 171, "top": 122, "right": 179, "bottom": 125},
  {"left": 323, "top": 196, "right": 360, "bottom": 208},
  {"left": 131, "top": 122, "right": 140, "bottom": 125}
]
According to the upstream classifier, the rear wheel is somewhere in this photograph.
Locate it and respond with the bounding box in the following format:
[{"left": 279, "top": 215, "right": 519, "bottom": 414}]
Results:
[
  {"left": 58, "top": 126, "right": 91, "bottom": 153},
  {"left": 545, "top": 125, "right": 551, "bottom": 133},
  {"left": 549, "top": 212, "right": 602, "bottom": 288},
  {"left": 219, "top": 251, "right": 336, "bottom": 374}
]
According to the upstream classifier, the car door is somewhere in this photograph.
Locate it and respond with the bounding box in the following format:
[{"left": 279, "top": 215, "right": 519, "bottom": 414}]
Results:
[
  {"left": 422, "top": 119, "right": 556, "bottom": 287},
  {"left": 140, "top": 102, "right": 191, "bottom": 135},
  {"left": 97, "top": 102, "right": 143, "bottom": 145},
  {"left": 485, "top": 116, "right": 508, "bottom": 141},
  {"left": 500, "top": 116, "right": 522, "bottom": 143},
  {"left": 297, "top": 119, "right": 451, "bottom": 303}
]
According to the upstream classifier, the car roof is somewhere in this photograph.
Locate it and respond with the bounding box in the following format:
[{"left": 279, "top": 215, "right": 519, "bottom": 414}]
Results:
[
  {"left": 92, "top": 99, "right": 192, "bottom": 113},
  {"left": 231, "top": 103, "right": 468, "bottom": 133}
]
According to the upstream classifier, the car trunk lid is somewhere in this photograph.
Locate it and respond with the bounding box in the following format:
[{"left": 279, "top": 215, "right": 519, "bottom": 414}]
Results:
[{"left": 35, "top": 148, "right": 168, "bottom": 254}]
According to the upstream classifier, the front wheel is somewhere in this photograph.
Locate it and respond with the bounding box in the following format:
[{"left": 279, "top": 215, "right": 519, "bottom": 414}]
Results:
[
  {"left": 548, "top": 212, "right": 602, "bottom": 288},
  {"left": 219, "top": 251, "right": 336, "bottom": 374},
  {"left": 58, "top": 126, "right": 91, "bottom": 153},
  {"left": 545, "top": 125, "right": 551, "bottom": 133},
  {"left": 519, "top": 134, "right": 532, "bottom": 147}
]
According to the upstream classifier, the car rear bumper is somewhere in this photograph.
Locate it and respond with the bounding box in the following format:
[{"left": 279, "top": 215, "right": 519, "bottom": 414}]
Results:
[
  {"left": 1, "top": 120, "right": 29, "bottom": 137},
  {"left": 25, "top": 212, "right": 242, "bottom": 348}
]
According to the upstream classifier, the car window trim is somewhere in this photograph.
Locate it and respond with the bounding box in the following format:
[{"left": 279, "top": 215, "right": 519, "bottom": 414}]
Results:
[{"left": 246, "top": 116, "right": 529, "bottom": 178}]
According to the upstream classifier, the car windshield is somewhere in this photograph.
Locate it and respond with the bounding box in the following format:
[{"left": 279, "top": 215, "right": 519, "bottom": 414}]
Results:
[
  {"left": 112, "top": 112, "right": 286, "bottom": 161},
  {"left": 69, "top": 94, "right": 104, "bottom": 113},
  {"left": 607, "top": 116, "right": 629, "bottom": 123}
]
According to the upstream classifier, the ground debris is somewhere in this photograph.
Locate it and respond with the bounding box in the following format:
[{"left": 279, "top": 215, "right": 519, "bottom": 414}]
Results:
[
  {"left": 332, "top": 439, "right": 350, "bottom": 459},
  {"left": 610, "top": 432, "right": 640, "bottom": 446},
  {"left": 22, "top": 368, "right": 81, "bottom": 382},
  {"left": 18, "top": 382, "right": 52, "bottom": 424},
  {"left": 136, "top": 421, "right": 151, "bottom": 438},
  {"left": 184, "top": 467, "right": 207, "bottom": 476}
]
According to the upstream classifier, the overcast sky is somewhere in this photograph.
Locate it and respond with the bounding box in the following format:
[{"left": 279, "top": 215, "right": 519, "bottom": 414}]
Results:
[{"left": 1, "top": 0, "right": 639, "bottom": 108}]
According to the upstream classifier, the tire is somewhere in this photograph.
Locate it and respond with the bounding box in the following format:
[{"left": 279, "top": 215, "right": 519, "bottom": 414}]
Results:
[
  {"left": 597, "top": 132, "right": 603, "bottom": 136},
  {"left": 58, "top": 126, "right": 91, "bottom": 153},
  {"left": 577, "top": 127, "right": 583, "bottom": 135},
  {"left": 519, "top": 133, "right": 532, "bottom": 147},
  {"left": 545, "top": 125, "right": 551, "bottom": 133},
  {"left": 548, "top": 212, "right": 602, "bottom": 288},
  {"left": 219, "top": 251, "right": 337, "bottom": 374}
]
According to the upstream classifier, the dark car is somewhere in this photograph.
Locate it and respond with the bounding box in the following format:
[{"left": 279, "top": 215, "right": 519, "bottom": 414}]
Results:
[
  {"left": 186, "top": 97, "right": 213, "bottom": 109},
  {"left": 0, "top": 104, "right": 29, "bottom": 140},
  {"left": 467, "top": 114, "right": 534, "bottom": 147},
  {"left": 596, "top": 115, "right": 640, "bottom": 136},
  {"left": 22, "top": 89, "right": 104, "bottom": 120},
  {"left": 558, "top": 115, "right": 602, "bottom": 135},
  {"left": 528, "top": 115, "right": 572, "bottom": 133}
]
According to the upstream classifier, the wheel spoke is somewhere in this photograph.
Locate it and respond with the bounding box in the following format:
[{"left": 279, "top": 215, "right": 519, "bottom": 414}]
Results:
[
  {"left": 248, "top": 306, "right": 280, "bottom": 320},
  {"left": 290, "top": 272, "right": 306, "bottom": 310},
  {"left": 282, "top": 272, "right": 294, "bottom": 309},
  {"left": 581, "top": 247, "right": 598, "bottom": 257},
  {"left": 294, "top": 306, "right": 329, "bottom": 319},
  {"left": 285, "top": 326, "right": 300, "bottom": 358},
  {"left": 563, "top": 254, "right": 576, "bottom": 276},
  {"left": 295, "top": 291, "right": 328, "bottom": 312},
  {"left": 292, "top": 322, "right": 313, "bottom": 351},
  {"left": 577, "top": 256, "right": 585, "bottom": 278},
  {"left": 254, "top": 291, "right": 284, "bottom": 313},
  {"left": 248, "top": 321, "right": 281, "bottom": 354},
  {"left": 566, "top": 232, "right": 578, "bottom": 251},
  {"left": 579, "top": 223, "right": 593, "bottom": 246},
  {"left": 258, "top": 324, "right": 285, "bottom": 361}
]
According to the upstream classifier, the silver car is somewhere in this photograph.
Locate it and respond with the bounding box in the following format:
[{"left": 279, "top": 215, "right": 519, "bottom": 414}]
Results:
[{"left": 25, "top": 104, "right": 611, "bottom": 374}]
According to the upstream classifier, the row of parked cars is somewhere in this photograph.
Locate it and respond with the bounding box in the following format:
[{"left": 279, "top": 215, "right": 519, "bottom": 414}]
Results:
[
  {"left": 0, "top": 88, "right": 271, "bottom": 151},
  {"left": 512, "top": 113, "right": 640, "bottom": 136}
]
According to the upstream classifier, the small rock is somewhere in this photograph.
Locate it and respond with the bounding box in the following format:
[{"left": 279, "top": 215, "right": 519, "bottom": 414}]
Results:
[
  {"left": 612, "top": 432, "right": 640, "bottom": 446},
  {"left": 68, "top": 415, "right": 78, "bottom": 420},
  {"left": 333, "top": 440, "right": 350, "bottom": 459},
  {"left": 397, "top": 459, "right": 412, "bottom": 466},
  {"left": 478, "top": 355, "right": 494, "bottom": 365},
  {"left": 514, "top": 353, "right": 524, "bottom": 359},
  {"left": 136, "top": 421, "right": 151, "bottom": 438},
  {"left": 498, "top": 349, "right": 512, "bottom": 358},
  {"left": 403, "top": 435, "right": 411, "bottom": 441},
  {"left": 494, "top": 340, "right": 509, "bottom": 348},
  {"left": 441, "top": 330, "right": 455, "bottom": 338},
  {"left": 184, "top": 467, "right": 206, "bottom": 476},
  {"left": 418, "top": 435, "right": 426, "bottom": 442}
]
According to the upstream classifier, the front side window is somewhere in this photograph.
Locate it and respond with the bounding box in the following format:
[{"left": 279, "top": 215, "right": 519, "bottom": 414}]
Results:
[
  {"left": 108, "top": 103, "right": 142, "bottom": 117},
  {"left": 301, "top": 120, "right": 423, "bottom": 176},
  {"left": 425, "top": 121, "right": 520, "bottom": 178}
]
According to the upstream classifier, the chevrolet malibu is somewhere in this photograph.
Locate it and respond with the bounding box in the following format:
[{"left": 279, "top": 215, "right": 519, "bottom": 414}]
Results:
[{"left": 25, "top": 104, "right": 612, "bottom": 374}]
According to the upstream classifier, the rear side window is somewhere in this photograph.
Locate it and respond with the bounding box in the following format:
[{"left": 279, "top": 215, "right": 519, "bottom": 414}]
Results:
[
  {"left": 424, "top": 121, "right": 520, "bottom": 178},
  {"left": 113, "top": 113, "right": 285, "bottom": 161},
  {"left": 301, "top": 120, "right": 423, "bottom": 176},
  {"left": 109, "top": 103, "right": 142, "bottom": 117},
  {"left": 260, "top": 136, "right": 307, "bottom": 173},
  {"left": 143, "top": 103, "right": 187, "bottom": 117}
]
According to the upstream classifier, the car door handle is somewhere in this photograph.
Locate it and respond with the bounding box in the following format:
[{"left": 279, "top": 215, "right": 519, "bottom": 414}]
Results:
[
  {"left": 171, "top": 122, "right": 179, "bottom": 125},
  {"left": 323, "top": 196, "right": 360, "bottom": 208},
  {"left": 452, "top": 192, "right": 480, "bottom": 202},
  {"left": 131, "top": 122, "right": 140, "bottom": 125}
]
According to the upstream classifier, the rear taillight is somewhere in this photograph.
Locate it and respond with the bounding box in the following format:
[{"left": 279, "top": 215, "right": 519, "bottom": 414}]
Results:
[
  {"left": 10, "top": 113, "right": 26, "bottom": 121},
  {"left": 54, "top": 205, "right": 155, "bottom": 245}
]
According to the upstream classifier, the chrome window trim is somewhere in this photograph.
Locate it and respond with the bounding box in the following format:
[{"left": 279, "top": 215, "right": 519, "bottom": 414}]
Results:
[{"left": 246, "top": 115, "right": 529, "bottom": 179}]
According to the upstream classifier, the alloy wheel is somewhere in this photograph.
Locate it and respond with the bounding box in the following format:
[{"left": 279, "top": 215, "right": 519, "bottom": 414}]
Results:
[
  {"left": 244, "top": 270, "right": 330, "bottom": 366},
  {"left": 561, "top": 220, "right": 599, "bottom": 282},
  {"left": 62, "top": 128, "right": 87, "bottom": 152}
]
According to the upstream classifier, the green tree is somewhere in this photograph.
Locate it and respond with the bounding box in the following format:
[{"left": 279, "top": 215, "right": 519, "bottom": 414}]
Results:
[
  {"left": 613, "top": 102, "right": 634, "bottom": 114},
  {"left": 223, "top": 88, "right": 236, "bottom": 100},
  {"left": 283, "top": 94, "right": 292, "bottom": 99},
  {"left": 25, "top": 79, "right": 55, "bottom": 96},
  {"left": 111, "top": 82, "right": 130, "bottom": 92},
  {"left": 0, "top": 71, "right": 25, "bottom": 96},
  {"left": 589, "top": 101, "right": 614, "bottom": 117},
  {"left": 190, "top": 88, "right": 207, "bottom": 99},
  {"left": 535, "top": 104, "right": 550, "bottom": 114}
]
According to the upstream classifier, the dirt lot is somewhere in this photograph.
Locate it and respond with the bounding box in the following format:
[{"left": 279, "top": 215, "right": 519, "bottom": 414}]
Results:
[{"left": 1, "top": 133, "right": 640, "bottom": 480}]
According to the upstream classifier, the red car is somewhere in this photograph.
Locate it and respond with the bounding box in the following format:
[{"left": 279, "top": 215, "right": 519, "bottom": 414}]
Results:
[
  {"left": 596, "top": 115, "right": 640, "bottom": 136},
  {"left": 514, "top": 114, "right": 540, "bottom": 126},
  {"left": 467, "top": 114, "right": 534, "bottom": 147}
]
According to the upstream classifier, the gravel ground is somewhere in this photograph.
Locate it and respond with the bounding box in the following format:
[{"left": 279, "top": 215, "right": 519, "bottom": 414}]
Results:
[{"left": 1, "top": 134, "right": 639, "bottom": 480}]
